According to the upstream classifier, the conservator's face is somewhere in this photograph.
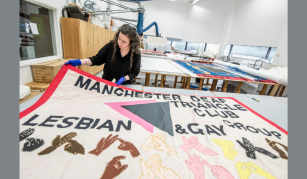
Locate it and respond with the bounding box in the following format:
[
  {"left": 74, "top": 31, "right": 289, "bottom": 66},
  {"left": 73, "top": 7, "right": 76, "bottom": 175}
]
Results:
[{"left": 118, "top": 32, "right": 130, "bottom": 50}]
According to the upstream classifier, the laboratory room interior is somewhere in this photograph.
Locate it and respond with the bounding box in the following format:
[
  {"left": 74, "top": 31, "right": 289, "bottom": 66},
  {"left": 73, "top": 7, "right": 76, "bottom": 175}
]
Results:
[{"left": 19, "top": 0, "right": 288, "bottom": 178}]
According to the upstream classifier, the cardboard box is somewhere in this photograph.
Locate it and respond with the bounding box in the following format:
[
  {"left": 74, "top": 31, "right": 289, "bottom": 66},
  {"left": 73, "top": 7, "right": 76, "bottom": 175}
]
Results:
[{"left": 31, "top": 59, "right": 72, "bottom": 83}]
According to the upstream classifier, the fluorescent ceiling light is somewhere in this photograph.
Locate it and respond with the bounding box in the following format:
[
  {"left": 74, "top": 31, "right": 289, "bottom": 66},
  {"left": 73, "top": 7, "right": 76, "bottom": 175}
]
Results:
[
  {"left": 169, "top": 0, "right": 176, "bottom": 1},
  {"left": 189, "top": 0, "right": 199, "bottom": 4}
]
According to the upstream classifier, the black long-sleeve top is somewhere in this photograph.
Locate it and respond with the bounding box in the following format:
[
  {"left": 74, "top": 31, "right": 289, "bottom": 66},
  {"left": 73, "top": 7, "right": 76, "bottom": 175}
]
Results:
[{"left": 89, "top": 41, "right": 141, "bottom": 84}]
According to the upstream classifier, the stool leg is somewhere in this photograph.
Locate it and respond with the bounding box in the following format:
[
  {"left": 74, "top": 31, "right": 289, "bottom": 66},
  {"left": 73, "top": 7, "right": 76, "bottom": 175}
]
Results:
[
  {"left": 236, "top": 82, "right": 243, "bottom": 93},
  {"left": 222, "top": 80, "right": 229, "bottom": 92},
  {"left": 160, "top": 75, "right": 165, "bottom": 87},
  {"left": 198, "top": 78, "right": 204, "bottom": 90},
  {"left": 260, "top": 84, "right": 268, "bottom": 95},
  {"left": 269, "top": 85, "right": 280, "bottom": 96},
  {"left": 278, "top": 85, "right": 286, "bottom": 97},
  {"left": 174, "top": 76, "right": 178, "bottom": 88},
  {"left": 186, "top": 77, "right": 191, "bottom": 89},
  {"left": 154, "top": 74, "right": 158, "bottom": 87},
  {"left": 145, "top": 73, "right": 150, "bottom": 86}
]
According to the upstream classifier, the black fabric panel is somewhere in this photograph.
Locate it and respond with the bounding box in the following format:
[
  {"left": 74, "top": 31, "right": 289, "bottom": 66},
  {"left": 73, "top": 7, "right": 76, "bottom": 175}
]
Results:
[{"left": 122, "top": 102, "right": 174, "bottom": 136}]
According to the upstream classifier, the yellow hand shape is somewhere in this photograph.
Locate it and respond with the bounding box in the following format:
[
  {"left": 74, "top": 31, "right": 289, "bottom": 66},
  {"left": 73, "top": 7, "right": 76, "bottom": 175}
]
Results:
[
  {"left": 212, "top": 138, "right": 238, "bottom": 161},
  {"left": 141, "top": 135, "right": 155, "bottom": 152},
  {"left": 246, "top": 162, "right": 277, "bottom": 179},
  {"left": 153, "top": 137, "right": 177, "bottom": 155},
  {"left": 235, "top": 161, "right": 251, "bottom": 179},
  {"left": 141, "top": 133, "right": 176, "bottom": 155},
  {"left": 139, "top": 154, "right": 162, "bottom": 179}
]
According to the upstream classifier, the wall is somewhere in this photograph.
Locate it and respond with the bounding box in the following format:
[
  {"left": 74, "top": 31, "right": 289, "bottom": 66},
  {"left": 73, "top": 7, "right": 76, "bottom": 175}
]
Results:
[
  {"left": 182, "top": 0, "right": 232, "bottom": 43},
  {"left": 226, "top": 0, "right": 287, "bottom": 47},
  {"left": 116, "top": 0, "right": 232, "bottom": 42},
  {"left": 116, "top": 0, "right": 188, "bottom": 39},
  {"left": 272, "top": 22, "right": 288, "bottom": 67}
]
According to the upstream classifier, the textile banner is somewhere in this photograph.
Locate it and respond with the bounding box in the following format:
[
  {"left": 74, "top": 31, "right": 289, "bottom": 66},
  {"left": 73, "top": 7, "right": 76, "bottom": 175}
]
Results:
[{"left": 20, "top": 65, "right": 287, "bottom": 179}]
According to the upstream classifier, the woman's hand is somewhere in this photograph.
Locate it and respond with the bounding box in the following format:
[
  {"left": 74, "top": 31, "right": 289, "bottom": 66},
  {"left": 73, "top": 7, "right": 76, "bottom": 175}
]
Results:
[
  {"left": 64, "top": 59, "right": 81, "bottom": 67},
  {"left": 115, "top": 77, "right": 126, "bottom": 86}
]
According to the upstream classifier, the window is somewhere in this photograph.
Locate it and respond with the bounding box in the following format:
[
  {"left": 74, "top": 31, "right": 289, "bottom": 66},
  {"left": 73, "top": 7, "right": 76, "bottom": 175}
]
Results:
[
  {"left": 223, "top": 45, "right": 231, "bottom": 56},
  {"left": 167, "top": 40, "right": 172, "bottom": 46},
  {"left": 186, "top": 42, "right": 206, "bottom": 53},
  {"left": 267, "top": 47, "right": 277, "bottom": 63},
  {"left": 172, "top": 41, "right": 186, "bottom": 50},
  {"left": 231, "top": 45, "right": 268, "bottom": 59},
  {"left": 20, "top": 0, "right": 57, "bottom": 61},
  {"left": 205, "top": 44, "right": 220, "bottom": 54}
]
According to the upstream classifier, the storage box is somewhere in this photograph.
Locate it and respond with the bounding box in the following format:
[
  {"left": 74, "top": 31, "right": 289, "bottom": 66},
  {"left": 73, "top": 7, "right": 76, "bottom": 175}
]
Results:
[{"left": 31, "top": 59, "right": 73, "bottom": 83}]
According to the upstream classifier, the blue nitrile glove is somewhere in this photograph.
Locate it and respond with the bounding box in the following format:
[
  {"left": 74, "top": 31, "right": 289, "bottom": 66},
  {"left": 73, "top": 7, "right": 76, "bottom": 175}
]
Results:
[
  {"left": 64, "top": 59, "right": 81, "bottom": 67},
  {"left": 115, "top": 77, "right": 126, "bottom": 86}
]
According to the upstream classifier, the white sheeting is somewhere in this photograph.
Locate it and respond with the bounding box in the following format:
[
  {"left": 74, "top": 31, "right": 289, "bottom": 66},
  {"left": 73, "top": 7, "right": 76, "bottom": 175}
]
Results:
[
  {"left": 141, "top": 57, "right": 190, "bottom": 76},
  {"left": 214, "top": 60, "right": 288, "bottom": 86},
  {"left": 20, "top": 85, "right": 31, "bottom": 100}
]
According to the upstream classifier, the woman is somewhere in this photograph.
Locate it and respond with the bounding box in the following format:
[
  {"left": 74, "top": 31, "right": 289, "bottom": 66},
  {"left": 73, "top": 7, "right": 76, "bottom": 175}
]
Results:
[{"left": 64, "top": 24, "right": 141, "bottom": 86}]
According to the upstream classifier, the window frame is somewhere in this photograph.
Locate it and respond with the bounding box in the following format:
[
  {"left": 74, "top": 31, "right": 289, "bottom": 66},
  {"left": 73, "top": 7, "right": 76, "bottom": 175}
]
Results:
[
  {"left": 171, "top": 41, "right": 188, "bottom": 50},
  {"left": 20, "top": 0, "right": 63, "bottom": 68},
  {"left": 227, "top": 44, "right": 277, "bottom": 63},
  {"left": 186, "top": 42, "right": 207, "bottom": 52}
]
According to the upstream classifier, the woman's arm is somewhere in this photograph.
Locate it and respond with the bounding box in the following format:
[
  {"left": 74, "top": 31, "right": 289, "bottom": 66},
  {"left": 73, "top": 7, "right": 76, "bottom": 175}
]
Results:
[
  {"left": 89, "top": 42, "right": 112, "bottom": 66},
  {"left": 80, "top": 58, "right": 92, "bottom": 66}
]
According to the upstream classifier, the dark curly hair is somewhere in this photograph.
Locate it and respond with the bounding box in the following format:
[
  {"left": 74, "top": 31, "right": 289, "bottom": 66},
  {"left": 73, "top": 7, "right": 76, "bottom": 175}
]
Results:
[{"left": 111, "top": 24, "right": 141, "bottom": 72}]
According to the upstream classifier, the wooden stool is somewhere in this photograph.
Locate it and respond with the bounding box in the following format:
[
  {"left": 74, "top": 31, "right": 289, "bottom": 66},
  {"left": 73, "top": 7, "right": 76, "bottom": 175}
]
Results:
[
  {"left": 24, "top": 82, "right": 50, "bottom": 92},
  {"left": 152, "top": 75, "right": 169, "bottom": 87}
]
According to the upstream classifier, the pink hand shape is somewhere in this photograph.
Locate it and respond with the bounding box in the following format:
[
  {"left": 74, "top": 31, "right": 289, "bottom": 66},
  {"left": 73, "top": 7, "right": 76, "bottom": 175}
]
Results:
[
  {"left": 181, "top": 136, "right": 217, "bottom": 156},
  {"left": 204, "top": 160, "right": 234, "bottom": 179},
  {"left": 185, "top": 153, "right": 205, "bottom": 179},
  {"left": 194, "top": 143, "right": 218, "bottom": 156},
  {"left": 180, "top": 136, "right": 194, "bottom": 153}
]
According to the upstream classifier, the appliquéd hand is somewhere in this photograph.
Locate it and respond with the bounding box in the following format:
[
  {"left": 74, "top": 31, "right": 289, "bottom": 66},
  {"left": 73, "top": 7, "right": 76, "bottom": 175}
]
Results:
[
  {"left": 115, "top": 77, "right": 126, "bottom": 86},
  {"left": 204, "top": 160, "right": 234, "bottom": 179},
  {"left": 64, "top": 59, "right": 81, "bottom": 67},
  {"left": 100, "top": 156, "right": 128, "bottom": 179},
  {"left": 185, "top": 153, "right": 205, "bottom": 179},
  {"left": 117, "top": 138, "right": 140, "bottom": 158},
  {"left": 89, "top": 134, "right": 119, "bottom": 156}
]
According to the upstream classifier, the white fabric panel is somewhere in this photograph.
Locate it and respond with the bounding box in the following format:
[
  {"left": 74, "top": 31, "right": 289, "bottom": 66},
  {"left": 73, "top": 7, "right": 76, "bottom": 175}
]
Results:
[
  {"left": 215, "top": 60, "right": 288, "bottom": 86},
  {"left": 20, "top": 85, "right": 31, "bottom": 100},
  {"left": 141, "top": 57, "right": 189, "bottom": 75},
  {"left": 19, "top": 66, "right": 288, "bottom": 179}
]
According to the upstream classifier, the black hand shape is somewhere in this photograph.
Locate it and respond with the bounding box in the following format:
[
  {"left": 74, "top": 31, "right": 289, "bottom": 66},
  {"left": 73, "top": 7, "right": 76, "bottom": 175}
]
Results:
[
  {"left": 237, "top": 137, "right": 279, "bottom": 159},
  {"left": 236, "top": 137, "right": 256, "bottom": 159}
]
